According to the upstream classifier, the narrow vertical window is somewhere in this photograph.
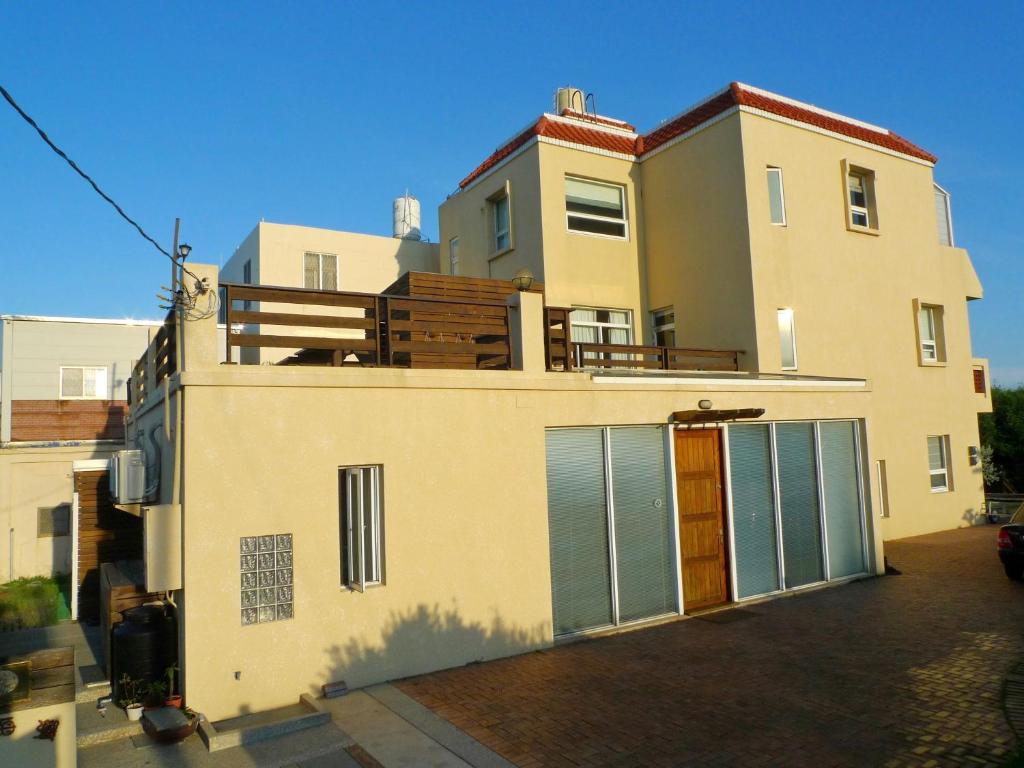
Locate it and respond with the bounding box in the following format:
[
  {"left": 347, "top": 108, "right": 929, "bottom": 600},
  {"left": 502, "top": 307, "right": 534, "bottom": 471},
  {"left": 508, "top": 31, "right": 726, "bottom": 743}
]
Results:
[
  {"left": 927, "top": 436, "right": 950, "bottom": 492},
  {"left": 767, "top": 167, "right": 786, "bottom": 226},
  {"left": 777, "top": 308, "right": 797, "bottom": 370},
  {"left": 449, "top": 237, "right": 459, "bottom": 275},
  {"left": 876, "top": 460, "right": 890, "bottom": 518},
  {"left": 651, "top": 307, "right": 675, "bottom": 347},
  {"left": 848, "top": 173, "right": 869, "bottom": 227},
  {"left": 934, "top": 184, "right": 953, "bottom": 246},
  {"left": 493, "top": 195, "right": 510, "bottom": 252},
  {"left": 919, "top": 306, "right": 937, "bottom": 361},
  {"left": 242, "top": 259, "right": 252, "bottom": 311},
  {"left": 340, "top": 466, "right": 383, "bottom": 590}
]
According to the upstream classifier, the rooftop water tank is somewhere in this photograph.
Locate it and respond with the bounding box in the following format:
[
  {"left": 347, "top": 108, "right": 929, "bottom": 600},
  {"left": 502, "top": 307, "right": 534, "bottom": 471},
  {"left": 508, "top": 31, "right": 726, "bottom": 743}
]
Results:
[{"left": 393, "top": 194, "right": 421, "bottom": 240}]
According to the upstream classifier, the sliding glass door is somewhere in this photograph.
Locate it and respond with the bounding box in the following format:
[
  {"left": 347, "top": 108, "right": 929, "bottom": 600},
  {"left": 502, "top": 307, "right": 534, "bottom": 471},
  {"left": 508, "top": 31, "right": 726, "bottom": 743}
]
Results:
[
  {"left": 728, "top": 420, "right": 867, "bottom": 600},
  {"left": 546, "top": 426, "right": 676, "bottom": 636}
]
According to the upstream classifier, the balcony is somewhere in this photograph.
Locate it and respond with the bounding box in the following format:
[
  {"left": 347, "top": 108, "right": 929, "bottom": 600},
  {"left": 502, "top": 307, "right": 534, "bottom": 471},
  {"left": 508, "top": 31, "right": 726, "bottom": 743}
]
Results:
[{"left": 128, "top": 271, "right": 744, "bottom": 407}]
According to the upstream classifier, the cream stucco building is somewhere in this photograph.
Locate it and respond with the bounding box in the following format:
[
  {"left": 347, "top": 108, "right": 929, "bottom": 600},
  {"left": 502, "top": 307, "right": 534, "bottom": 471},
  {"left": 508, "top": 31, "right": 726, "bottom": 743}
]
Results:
[{"left": 120, "top": 83, "right": 989, "bottom": 721}]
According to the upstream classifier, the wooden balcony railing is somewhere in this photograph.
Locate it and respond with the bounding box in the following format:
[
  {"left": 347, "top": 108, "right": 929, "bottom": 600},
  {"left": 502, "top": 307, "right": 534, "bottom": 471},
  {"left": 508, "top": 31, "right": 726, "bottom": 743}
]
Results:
[
  {"left": 544, "top": 306, "right": 741, "bottom": 373},
  {"left": 220, "top": 282, "right": 512, "bottom": 370},
  {"left": 129, "top": 310, "right": 175, "bottom": 407}
]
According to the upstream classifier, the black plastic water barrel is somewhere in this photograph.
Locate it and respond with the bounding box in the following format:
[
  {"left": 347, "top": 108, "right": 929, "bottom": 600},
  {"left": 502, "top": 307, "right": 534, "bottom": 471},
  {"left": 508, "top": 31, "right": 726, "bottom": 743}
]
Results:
[{"left": 111, "top": 604, "right": 176, "bottom": 704}]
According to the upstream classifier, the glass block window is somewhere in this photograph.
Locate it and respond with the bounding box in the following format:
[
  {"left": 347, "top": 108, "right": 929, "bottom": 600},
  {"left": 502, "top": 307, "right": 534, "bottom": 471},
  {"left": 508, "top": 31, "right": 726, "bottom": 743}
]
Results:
[{"left": 241, "top": 533, "right": 293, "bottom": 625}]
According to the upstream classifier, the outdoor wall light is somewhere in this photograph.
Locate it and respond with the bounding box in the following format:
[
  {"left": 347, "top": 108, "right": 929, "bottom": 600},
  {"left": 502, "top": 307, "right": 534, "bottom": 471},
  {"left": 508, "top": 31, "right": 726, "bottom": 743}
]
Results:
[
  {"left": 511, "top": 268, "right": 535, "bottom": 292},
  {"left": 178, "top": 243, "right": 192, "bottom": 259},
  {"left": 698, "top": 399, "right": 713, "bottom": 410}
]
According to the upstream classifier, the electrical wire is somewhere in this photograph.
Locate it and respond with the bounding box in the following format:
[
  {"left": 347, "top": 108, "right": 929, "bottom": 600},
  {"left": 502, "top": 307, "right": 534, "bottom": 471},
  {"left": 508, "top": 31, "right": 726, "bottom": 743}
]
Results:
[{"left": 0, "top": 81, "right": 203, "bottom": 290}]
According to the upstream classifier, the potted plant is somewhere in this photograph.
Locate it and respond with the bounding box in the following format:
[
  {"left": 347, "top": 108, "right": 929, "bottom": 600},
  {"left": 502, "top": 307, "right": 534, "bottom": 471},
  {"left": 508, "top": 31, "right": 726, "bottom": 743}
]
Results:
[
  {"left": 144, "top": 679, "right": 167, "bottom": 710},
  {"left": 118, "top": 674, "right": 144, "bottom": 721},
  {"left": 163, "top": 664, "right": 182, "bottom": 708}
]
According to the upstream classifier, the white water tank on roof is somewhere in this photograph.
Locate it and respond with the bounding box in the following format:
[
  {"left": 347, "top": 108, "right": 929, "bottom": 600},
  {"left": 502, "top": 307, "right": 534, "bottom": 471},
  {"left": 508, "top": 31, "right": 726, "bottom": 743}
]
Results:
[
  {"left": 393, "top": 194, "right": 421, "bottom": 240},
  {"left": 555, "top": 87, "right": 585, "bottom": 115}
]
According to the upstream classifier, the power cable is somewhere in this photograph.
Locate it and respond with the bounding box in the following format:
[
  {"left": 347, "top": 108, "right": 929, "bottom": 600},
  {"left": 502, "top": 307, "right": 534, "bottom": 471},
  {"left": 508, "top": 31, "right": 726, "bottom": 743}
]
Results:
[{"left": 0, "top": 82, "right": 202, "bottom": 288}]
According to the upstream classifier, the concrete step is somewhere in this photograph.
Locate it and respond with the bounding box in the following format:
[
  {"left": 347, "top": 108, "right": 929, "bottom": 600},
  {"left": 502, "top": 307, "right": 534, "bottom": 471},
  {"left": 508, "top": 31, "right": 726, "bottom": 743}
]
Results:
[
  {"left": 199, "top": 693, "right": 331, "bottom": 752},
  {"left": 75, "top": 699, "right": 143, "bottom": 747}
]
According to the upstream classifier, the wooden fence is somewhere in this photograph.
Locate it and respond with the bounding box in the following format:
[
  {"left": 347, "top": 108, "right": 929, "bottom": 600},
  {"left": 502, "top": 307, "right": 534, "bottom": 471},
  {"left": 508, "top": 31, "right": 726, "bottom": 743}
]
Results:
[{"left": 220, "top": 283, "right": 512, "bottom": 370}]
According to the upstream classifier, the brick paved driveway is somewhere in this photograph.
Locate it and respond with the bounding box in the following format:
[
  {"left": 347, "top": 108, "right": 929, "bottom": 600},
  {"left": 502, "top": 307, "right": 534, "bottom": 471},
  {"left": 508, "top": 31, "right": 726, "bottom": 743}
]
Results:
[{"left": 398, "top": 527, "right": 1024, "bottom": 767}]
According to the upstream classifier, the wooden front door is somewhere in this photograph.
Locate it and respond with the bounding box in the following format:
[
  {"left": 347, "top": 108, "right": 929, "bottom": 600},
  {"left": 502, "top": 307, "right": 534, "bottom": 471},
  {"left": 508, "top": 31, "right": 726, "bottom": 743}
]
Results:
[{"left": 674, "top": 429, "right": 729, "bottom": 611}]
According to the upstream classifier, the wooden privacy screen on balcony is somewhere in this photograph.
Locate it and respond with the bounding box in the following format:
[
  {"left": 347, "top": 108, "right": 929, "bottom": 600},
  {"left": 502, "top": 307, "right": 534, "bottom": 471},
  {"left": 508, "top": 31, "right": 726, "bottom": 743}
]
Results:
[
  {"left": 544, "top": 306, "right": 741, "bottom": 373},
  {"left": 129, "top": 310, "right": 175, "bottom": 406},
  {"left": 220, "top": 282, "right": 513, "bottom": 370}
]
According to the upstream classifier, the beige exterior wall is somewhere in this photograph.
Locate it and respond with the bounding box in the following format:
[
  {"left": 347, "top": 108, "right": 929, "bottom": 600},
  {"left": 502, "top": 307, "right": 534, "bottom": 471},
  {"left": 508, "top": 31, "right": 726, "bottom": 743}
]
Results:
[
  {"left": 0, "top": 447, "right": 116, "bottom": 580},
  {"left": 641, "top": 114, "right": 759, "bottom": 364},
  {"left": 439, "top": 144, "right": 545, "bottom": 283},
  {"left": 223, "top": 222, "right": 440, "bottom": 293},
  {"left": 735, "top": 111, "right": 987, "bottom": 539},
  {"left": 171, "top": 365, "right": 878, "bottom": 721}
]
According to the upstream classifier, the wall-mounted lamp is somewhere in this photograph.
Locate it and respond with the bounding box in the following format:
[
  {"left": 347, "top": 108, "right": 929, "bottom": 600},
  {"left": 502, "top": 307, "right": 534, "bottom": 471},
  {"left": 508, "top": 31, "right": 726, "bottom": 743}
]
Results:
[
  {"left": 698, "top": 399, "right": 713, "bottom": 410},
  {"left": 511, "top": 268, "right": 535, "bottom": 292},
  {"left": 968, "top": 446, "right": 980, "bottom": 466},
  {"left": 178, "top": 243, "right": 192, "bottom": 259}
]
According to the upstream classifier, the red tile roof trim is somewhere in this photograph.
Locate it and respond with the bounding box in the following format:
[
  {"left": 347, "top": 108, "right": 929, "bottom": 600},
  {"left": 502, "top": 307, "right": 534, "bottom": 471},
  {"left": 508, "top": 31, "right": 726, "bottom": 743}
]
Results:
[
  {"left": 558, "top": 109, "right": 637, "bottom": 132},
  {"left": 459, "top": 83, "right": 936, "bottom": 189}
]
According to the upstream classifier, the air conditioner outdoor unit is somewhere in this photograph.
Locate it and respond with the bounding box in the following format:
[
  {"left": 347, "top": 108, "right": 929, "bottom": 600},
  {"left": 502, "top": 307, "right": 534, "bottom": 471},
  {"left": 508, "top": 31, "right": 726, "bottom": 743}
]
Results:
[{"left": 109, "top": 449, "right": 145, "bottom": 504}]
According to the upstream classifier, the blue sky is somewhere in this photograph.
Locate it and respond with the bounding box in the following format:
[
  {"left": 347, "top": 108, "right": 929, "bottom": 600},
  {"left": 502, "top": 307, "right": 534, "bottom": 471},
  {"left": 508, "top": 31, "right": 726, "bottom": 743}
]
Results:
[{"left": 1, "top": 2, "right": 1021, "bottom": 383}]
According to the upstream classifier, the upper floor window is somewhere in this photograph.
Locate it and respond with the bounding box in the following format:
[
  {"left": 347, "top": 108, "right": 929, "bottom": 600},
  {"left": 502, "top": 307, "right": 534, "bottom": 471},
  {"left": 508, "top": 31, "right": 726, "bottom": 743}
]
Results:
[
  {"left": 777, "top": 308, "right": 797, "bottom": 370},
  {"left": 340, "top": 465, "right": 384, "bottom": 591},
  {"left": 934, "top": 183, "right": 953, "bottom": 246},
  {"left": 767, "top": 167, "right": 786, "bottom": 226},
  {"left": 565, "top": 177, "right": 627, "bottom": 238},
  {"left": 844, "top": 164, "right": 878, "bottom": 232},
  {"left": 927, "top": 436, "right": 950, "bottom": 492},
  {"left": 651, "top": 307, "right": 676, "bottom": 347},
  {"left": 304, "top": 252, "right": 338, "bottom": 291},
  {"left": 242, "top": 259, "right": 253, "bottom": 311},
  {"left": 489, "top": 190, "right": 511, "bottom": 254},
  {"left": 448, "top": 237, "right": 460, "bottom": 275},
  {"left": 917, "top": 302, "right": 946, "bottom": 363},
  {"left": 60, "top": 366, "right": 107, "bottom": 399}
]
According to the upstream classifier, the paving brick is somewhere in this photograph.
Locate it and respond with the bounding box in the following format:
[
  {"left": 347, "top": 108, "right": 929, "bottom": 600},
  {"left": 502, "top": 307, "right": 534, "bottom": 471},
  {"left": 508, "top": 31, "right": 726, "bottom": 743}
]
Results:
[{"left": 398, "top": 527, "right": 1023, "bottom": 767}]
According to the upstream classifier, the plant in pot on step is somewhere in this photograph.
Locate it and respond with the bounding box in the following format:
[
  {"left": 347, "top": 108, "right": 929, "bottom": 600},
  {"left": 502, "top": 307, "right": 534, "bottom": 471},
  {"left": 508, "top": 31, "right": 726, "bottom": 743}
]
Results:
[
  {"left": 118, "top": 674, "right": 144, "bottom": 721},
  {"left": 164, "top": 664, "right": 182, "bottom": 708},
  {"left": 144, "top": 679, "right": 167, "bottom": 710}
]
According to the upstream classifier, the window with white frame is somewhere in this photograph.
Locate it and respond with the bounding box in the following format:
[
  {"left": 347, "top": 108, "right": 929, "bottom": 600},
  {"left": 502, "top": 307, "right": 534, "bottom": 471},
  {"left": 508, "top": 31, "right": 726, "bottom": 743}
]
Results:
[
  {"left": 571, "top": 308, "right": 632, "bottom": 365},
  {"left": 917, "top": 303, "right": 945, "bottom": 363},
  {"left": 777, "top": 308, "right": 797, "bottom": 370},
  {"left": 340, "top": 465, "right": 383, "bottom": 591},
  {"left": 927, "top": 435, "right": 950, "bottom": 492},
  {"left": 934, "top": 183, "right": 953, "bottom": 246},
  {"left": 304, "top": 252, "right": 338, "bottom": 290},
  {"left": 60, "top": 366, "right": 107, "bottom": 399},
  {"left": 767, "top": 167, "right": 786, "bottom": 226},
  {"left": 491, "top": 193, "right": 510, "bottom": 253},
  {"left": 565, "top": 177, "right": 627, "bottom": 238},
  {"left": 846, "top": 168, "right": 877, "bottom": 229},
  {"left": 448, "top": 237, "right": 459, "bottom": 275},
  {"left": 651, "top": 307, "right": 676, "bottom": 347}
]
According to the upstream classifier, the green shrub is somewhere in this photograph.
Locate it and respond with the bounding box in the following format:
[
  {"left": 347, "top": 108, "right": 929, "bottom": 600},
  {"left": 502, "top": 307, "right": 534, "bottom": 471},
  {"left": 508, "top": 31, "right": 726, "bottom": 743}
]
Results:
[{"left": 0, "top": 574, "right": 70, "bottom": 631}]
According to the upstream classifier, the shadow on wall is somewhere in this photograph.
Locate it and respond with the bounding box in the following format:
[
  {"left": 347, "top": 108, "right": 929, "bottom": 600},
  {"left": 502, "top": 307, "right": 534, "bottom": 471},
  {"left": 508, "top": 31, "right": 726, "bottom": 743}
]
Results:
[
  {"left": 320, "top": 603, "right": 549, "bottom": 694},
  {"left": 961, "top": 507, "right": 986, "bottom": 527}
]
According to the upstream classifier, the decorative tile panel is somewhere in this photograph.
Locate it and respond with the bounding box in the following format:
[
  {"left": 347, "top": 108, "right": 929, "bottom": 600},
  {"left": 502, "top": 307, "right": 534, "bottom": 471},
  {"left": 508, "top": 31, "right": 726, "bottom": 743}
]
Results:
[{"left": 240, "top": 533, "right": 294, "bottom": 625}]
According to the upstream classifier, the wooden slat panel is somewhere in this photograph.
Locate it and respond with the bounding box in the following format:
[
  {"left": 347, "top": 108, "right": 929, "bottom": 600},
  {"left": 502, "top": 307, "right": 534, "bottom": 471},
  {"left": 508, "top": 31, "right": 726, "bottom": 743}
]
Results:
[
  {"left": 387, "top": 298, "right": 508, "bottom": 315},
  {"left": 391, "top": 340, "right": 510, "bottom": 355},
  {"left": 232, "top": 310, "right": 375, "bottom": 330},
  {"left": 232, "top": 334, "right": 377, "bottom": 351},
  {"left": 225, "top": 284, "right": 377, "bottom": 308}
]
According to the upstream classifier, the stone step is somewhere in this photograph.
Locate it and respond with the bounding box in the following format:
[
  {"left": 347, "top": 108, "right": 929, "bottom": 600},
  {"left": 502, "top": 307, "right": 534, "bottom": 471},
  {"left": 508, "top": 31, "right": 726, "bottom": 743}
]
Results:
[{"left": 199, "top": 693, "right": 331, "bottom": 752}]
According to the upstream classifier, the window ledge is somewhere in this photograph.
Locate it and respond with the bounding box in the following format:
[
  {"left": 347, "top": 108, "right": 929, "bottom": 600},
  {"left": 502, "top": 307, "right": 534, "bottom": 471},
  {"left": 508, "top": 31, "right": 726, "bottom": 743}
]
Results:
[
  {"left": 566, "top": 229, "right": 630, "bottom": 242},
  {"left": 846, "top": 223, "right": 881, "bottom": 237},
  {"left": 930, "top": 488, "right": 949, "bottom": 494},
  {"left": 488, "top": 246, "right": 515, "bottom": 262},
  {"left": 918, "top": 360, "right": 948, "bottom": 368}
]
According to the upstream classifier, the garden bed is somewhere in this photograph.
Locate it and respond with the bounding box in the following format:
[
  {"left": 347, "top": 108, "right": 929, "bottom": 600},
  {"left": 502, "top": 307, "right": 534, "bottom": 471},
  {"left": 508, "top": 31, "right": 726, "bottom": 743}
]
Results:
[{"left": 0, "top": 574, "right": 71, "bottom": 631}]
